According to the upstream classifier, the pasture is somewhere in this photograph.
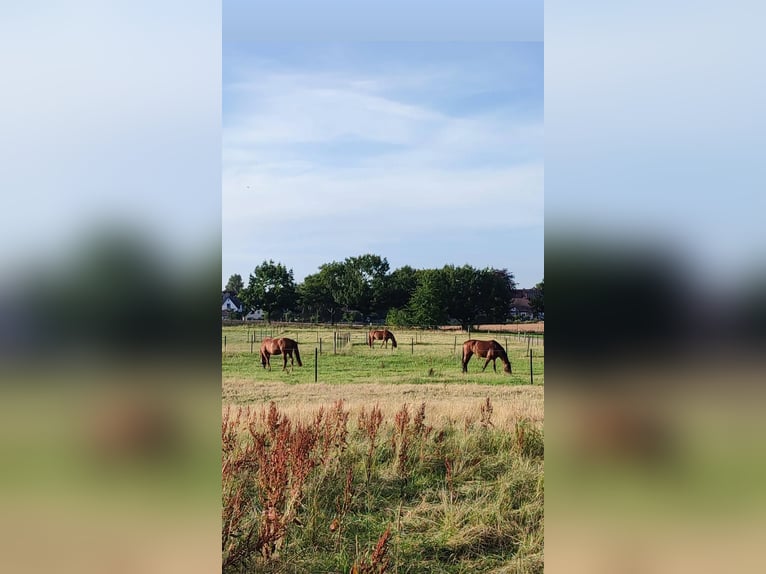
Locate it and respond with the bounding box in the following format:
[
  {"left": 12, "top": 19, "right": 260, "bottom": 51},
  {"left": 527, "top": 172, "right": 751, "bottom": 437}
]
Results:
[
  {"left": 222, "top": 325, "right": 544, "bottom": 573},
  {"left": 222, "top": 325, "right": 544, "bottom": 387}
]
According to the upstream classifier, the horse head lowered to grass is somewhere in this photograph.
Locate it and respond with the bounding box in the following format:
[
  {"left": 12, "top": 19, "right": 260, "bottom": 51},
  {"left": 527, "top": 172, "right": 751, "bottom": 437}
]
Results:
[
  {"left": 368, "top": 329, "right": 398, "bottom": 349},
  {"left": 461, "top": 339, "right": 512, "bottom": 374}
]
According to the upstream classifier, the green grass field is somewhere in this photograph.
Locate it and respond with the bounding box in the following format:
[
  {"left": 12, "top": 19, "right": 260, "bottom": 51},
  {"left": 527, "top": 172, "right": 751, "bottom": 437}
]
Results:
[
  {"left": 222, "top": 325, "right": 544, "bottom": 573},
  {"left": 222, "top": 325, "right": 544, "bottom": 387}
]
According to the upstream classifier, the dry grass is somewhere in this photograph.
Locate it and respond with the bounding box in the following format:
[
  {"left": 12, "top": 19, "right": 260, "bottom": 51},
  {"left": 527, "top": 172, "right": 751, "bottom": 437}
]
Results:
[
  {"left": 222, "top": 380, "right": 543, "bottom": 429},
  {"left": 222, "top": 400, "right": 544, "bottom": 573}
]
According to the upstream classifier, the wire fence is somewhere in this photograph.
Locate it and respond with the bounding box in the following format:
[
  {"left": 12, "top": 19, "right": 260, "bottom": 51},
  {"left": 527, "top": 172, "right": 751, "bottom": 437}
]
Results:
[{"left": 222, "top": 325, "right": 543, "bottom": 385}]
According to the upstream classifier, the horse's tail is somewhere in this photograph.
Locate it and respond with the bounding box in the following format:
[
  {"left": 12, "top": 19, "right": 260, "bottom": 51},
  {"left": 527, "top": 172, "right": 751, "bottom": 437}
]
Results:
[
  {"left": 368, "top": 332, "right": 373, "bottom": 347},
  {"left": 293, "top": 344, "right": 303, "bottom": 367},
  {"left": 389, "top": 331, "right": 397, "bottom": 348}
]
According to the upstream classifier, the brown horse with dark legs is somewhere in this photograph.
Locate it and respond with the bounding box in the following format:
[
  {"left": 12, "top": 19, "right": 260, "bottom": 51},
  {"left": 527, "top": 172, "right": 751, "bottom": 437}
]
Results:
[
  {"left": 462, "top": 339, "right": 512, "bottom": 374},
  {"left": 260, "top": 337, "right": 303, "bottom": 371},
  {"left": 368, "top": 329, "right": 398, "bottom": 349}
]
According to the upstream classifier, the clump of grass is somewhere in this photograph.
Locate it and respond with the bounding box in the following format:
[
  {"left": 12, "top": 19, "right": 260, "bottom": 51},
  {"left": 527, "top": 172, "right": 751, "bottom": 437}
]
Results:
[
  {"left": 314, "top": 398, "right": 350, "bottom": 465},
  {"left": 350, "top": 526, "right": 392, "bottom": 574},
  {"left": 358, "top": 404, "right": 384, "bottom": 483},
  {"left": 222, "top": 400, "right": 544, "bottom": 573},
  {"left": 444, "top": 456, "right": 456, "bottom": 503},
  {"left": 480, "top": 397, "right": 494, "bottom": 428},
  {"left": 331, "top": 467, "right": 354, "bottom": 544},
  {"left": 393, "top": 403, "right": 412, "bottom": 478},
  {"left": 513, "top": 418, "right": 544, "bottom": 459},
  {"left": 413, "top": 402, "right": 429, "bottom": 438},
  {"left": 222, "top": 403, "right": 318, "bottom": 569}
]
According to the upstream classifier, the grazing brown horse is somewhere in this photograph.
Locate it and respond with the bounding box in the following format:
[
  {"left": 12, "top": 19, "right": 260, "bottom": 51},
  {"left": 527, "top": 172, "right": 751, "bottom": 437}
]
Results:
[
  {"left": 462, "top": 339, "right": 512, "bottom": 374},
  {"left": 368, "top": 329, "right": 398, "bottom": 349},
  {"left": 260, "top": 337, "right": 303, "bottom": 371}
]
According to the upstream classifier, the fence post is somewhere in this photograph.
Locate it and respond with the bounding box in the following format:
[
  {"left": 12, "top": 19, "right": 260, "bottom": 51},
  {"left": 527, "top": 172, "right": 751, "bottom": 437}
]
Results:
[
  {"left": 314, "top": 348, "right": 318, "bottom": 382},
  {"left": 223, "top": 335, "right": 226, "bottom": 352},
  {"left": 250, "top": 339, "right": 253, "bottom": 354},
  {"left": 529, "top": 348, "right": 534, "bottom": 385},
  {"left": 319, "top": 338, "right": 322, "bottom": 355},
  {"left": 411, "top": 338, "right": 414, "bottom": 354},
  {"left": 454, "top": 336, "right": 457, "bottom": 356},
  {"left": 333, "top": 331, "right": 337, "bottom": 355}
]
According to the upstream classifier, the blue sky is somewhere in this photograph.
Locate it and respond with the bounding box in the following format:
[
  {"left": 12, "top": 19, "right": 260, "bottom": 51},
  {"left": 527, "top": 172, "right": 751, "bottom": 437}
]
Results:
[
  {"left": 223, "top": 1, "right": 543, "bottom": 42},
  {"left": 222, "top": 42, "right": 543, "bottom": 287}
]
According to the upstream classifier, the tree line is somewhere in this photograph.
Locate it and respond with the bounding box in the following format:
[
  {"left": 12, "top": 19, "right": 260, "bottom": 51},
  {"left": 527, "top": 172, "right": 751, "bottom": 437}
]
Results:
[{"left": 225, "top": 254, "right": 543, "bottom": 329}]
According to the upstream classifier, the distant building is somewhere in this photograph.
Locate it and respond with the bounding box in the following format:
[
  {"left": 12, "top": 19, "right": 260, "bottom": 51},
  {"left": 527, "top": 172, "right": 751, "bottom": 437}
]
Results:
[
  {"left": 244, "top": 308, "right": 265, "bottom": 321},
  {"left": 509, "top": 287, "right": 541, "bottom": 320},
  {"left": 222, "top": 290, "right": 265, "bottom": 321},
  {"left": 222, "top": 291, "right": 244, "bottom": 316},
  {"left": 512, "top": 288, "right": 541, "bottom": 300}
]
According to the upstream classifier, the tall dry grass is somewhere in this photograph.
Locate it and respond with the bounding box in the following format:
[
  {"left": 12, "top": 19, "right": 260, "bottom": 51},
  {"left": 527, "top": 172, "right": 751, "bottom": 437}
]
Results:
[
  {"left": 222, "top": 398, "right": 544, "bottom": 573},
  {"left": 223, "top": 381, "right": 543, "bottom": 428}
]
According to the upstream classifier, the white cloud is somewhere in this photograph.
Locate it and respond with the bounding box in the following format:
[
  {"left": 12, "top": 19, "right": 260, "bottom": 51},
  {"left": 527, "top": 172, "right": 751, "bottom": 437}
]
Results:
[
  {"left": 225, "top": 74, "right": 443, "bottom": 147},
  {"left": 223, "top": 59, "right": 543, "bottom": 282}
]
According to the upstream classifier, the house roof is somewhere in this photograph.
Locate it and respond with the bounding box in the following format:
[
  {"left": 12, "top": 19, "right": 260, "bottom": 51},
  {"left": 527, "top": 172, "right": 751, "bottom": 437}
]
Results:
[
  {"left": 513, "top": 288, "right": 540, "bottom": 299},
  {"left": 510, "top": 297, "right": 533, "bottom": 314},
  {"left": 222, "top": 291, "right": 243, "bottom": 309}
]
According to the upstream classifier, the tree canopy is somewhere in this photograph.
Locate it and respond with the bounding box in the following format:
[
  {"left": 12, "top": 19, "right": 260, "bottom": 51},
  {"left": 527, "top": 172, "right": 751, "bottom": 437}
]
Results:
[
  {"left": 530, "top": 278, "right": 544, "bottom": 316},
  {"left": 230, "top": 254, "right": 532, "bottom": 326},
  {"left": 225, "top": 273, "right": 244, "bottom": 295},
  {"left": 239, "top": 260, "right": 296, "bottom": 322}
]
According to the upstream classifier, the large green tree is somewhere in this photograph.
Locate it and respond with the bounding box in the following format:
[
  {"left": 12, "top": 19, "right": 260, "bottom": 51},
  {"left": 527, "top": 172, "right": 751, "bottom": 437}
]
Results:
[
  {"left": 408, "top": 268, "right": 450, "bottom": 327},
  {"left": 438, "top": 265, "right": 516, "bottom": 329},
  {"left": 339, "top": 254, "right": 390, "bottom": 318},
  {"left": 441, "top": 265, "right": 478, "bottom": 329},
  {"left": 240, "top": 260, "right": 296, "bottom": 322},
  {"left": 224, "top": 273, "right": 244, "bottom": 294},
  {"left": 302, "top": 254, "right": 390, "bottom": 322},
  {"left": 357, "top": 254, "right": 391, "bottom": 317},
  {"left": 382, "top": 265, "right": 420, "bottom": 311},
  {"left": 297, "top": 269, "right": 337, "bottom": 323},
  {"left": 473, "top": 267, "right": 516, "bottom": 324},
  {"left": 297, "top": 261, "right": 348, "bottom": 324},
  {"left": 530, "top": 278, "right": 544, "bottom": 316}
]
